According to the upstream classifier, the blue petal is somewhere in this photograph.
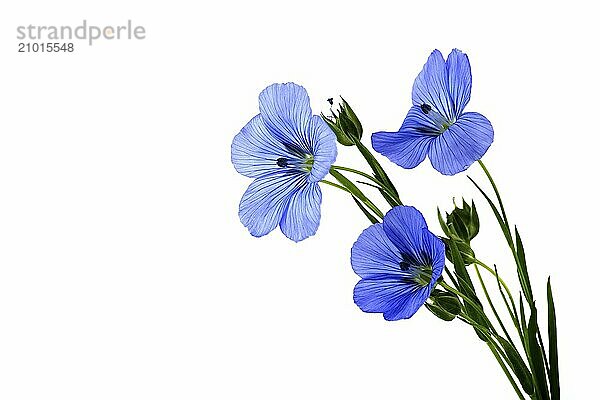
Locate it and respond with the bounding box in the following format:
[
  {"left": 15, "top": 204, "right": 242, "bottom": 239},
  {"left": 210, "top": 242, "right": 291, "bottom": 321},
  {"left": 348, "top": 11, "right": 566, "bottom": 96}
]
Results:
[
  {"left": 372, "top": 106, "right": 441, "bottom": 169},
  {"left": 428, "top": 112, "right": 494, "bottom": 175},
  {"left": 382, "top": 206, "right": 430, "bottom": 266},
  {"left": 351, "top": 223, "right": 404, "bottom": 278},
  {"left": 238, "top": 171, "right": 306, "bottom": 237},
  {"left": 383, "top": 287, "right": 432, "bottom": 321},
  {"left": 412, "top": 50, "right": 454, "bottom": 121},
  {"left": 258, "top": 83, "right": 313, "bottom": 153},
  {"left": 306, "top": 116, "right": 337, "bottom": 183},
  {"left": 231, "top": 115, "right": 294, "bottom": 178},
  {"left": 446, "top": 49, "right": 472, "bottom": 117},
  {"left": 420, "top": 230, "right": 446, "bottom": 286},
  {"left": 279, "top": 182, "right": 322, "bottom": 242},
  {"left": 354, "top": 277, "right": 430, "bottom": 320}
]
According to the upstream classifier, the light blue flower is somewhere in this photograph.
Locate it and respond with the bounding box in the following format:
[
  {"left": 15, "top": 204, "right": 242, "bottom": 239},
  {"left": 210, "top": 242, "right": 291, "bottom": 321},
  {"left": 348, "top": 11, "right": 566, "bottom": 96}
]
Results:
[
  {"left": 231, "top": 83, "right": 337, "bottom": 242},
  {"left": 372, "top": 49, "right": 494, "bottom": 175},
  {"left": 352, "top": 206, "right": 445, "bottom": 320}
]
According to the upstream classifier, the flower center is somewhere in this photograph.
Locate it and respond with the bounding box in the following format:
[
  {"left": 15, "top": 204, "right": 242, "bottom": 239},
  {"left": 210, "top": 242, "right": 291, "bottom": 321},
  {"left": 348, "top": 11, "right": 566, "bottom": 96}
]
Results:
[
  {"left": 420, "top": 103, "right": 452, "bottom": 135},
  {"left": 400, "top": 259, "right": 433, "bottom": 287},
  {"left": 412, "top": 264, "right": 433, "bottom": 287},
  {"left": 303, "top": 155, "right": 314, "bottom": 172},
  {"left": 275, "top": 155, "right": 314, "bottom": 172}
]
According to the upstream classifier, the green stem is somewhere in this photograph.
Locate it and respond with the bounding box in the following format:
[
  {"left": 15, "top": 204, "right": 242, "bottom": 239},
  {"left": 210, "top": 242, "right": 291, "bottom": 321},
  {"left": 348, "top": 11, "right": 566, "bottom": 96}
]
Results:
[
  {"left": 478, "top": 160, "right": 509, "bottom": 227},
  {"left": 321, "top": 179, "right": 381, "bottom": 223},
  {"left": 331, "top": 165, "right": 401, "bottom": 206},
  {"left": 473, "top": 263, "right": 516, "bottom": 349},
  {"left": 486, "top": 341, "right": 528, "bottom": 400},
  {"left": 444, "top": 267, "right": 460, "bottom": 289},
  {"left": 328, "top": 169, "right": 384, "bottom": 219},
  {"left": 321, "top": 179, "right": 350, "bottom": 193},
  {"left": 473, "top": 259, "right": 521, "bottom": 333},
  {"left": 474, "top": 162, "right": 531, "bottom": 303},
  {"left": 476, "top": 160, "right": 551, "bottom": 397},
  {"left": 353, "top": 139, "right": 402, "bottom": 206},
  {"left": 331, "top": 165, "right": 384, "bottom": 186},
  {"left": 473, "top": 259, "right": 516, "bottom": 307},
  {"left": 457, "top": 313, "right": 527, "bottom": 400}
]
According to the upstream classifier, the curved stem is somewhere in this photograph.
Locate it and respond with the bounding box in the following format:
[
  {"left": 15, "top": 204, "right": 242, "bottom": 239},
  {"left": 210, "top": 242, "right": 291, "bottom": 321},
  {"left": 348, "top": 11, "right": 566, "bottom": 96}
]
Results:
[
  {"left": 352, "top": 139, "right": 403, "bottom": 206},
  {"left": 457, "top": 313, "right": 527, "bottom": 400},
  {"left": 473, "top": 259, "right": 517, "bottom": 310},
  {"left": 321, "top": 179, "right": 381, "bottom": 223},
  {"left": 331, "top": 165, "right": 383, "bottom": 186},
  {"left": 328, "top": 169, "right": 384, "bottom": 219},
  {"left": 478, "top": 160, "right": 509, "bottom": 227},
  {"left": 486, "top": 341, "right": 528, "bottom": 400},
  {"left": 331, "top": 165, "right": 401, "bottom": 206},
  {"left": 321, "top": 179, "right": 350, "bottom": 193},
  {"left": 473, "top": 264, "right": 516, "bottom": 349}
]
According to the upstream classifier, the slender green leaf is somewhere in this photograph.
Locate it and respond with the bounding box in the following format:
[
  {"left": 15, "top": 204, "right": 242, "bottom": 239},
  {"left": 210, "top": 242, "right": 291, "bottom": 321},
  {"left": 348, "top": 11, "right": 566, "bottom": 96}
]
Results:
[
  {"left": 380, "top": 190, "right": 400, "bottom": 208},
  {"left": 496, "top": 335, "right": 535, "bottom": 395},
  {"left": 486, "top": 341, "right": 528, "bottom": 400},
  {"left": 477, "top": 160, "right": 509, "bottom": 226},
  {"left": 444, "top": 267, "right": 460, "bottom": 290},
  {"left": 329, "top": 169, "right": 384, "bottom": 219},
  {"left": 519, "top": 294, "right": 530, "bottom": 353},
  {"left": 493, "top": 265, "right": 523, "bottom": 343},
  {"left": 528, "top": 305, "right": 550, "bottom": 400},
  {"left": 437, "top": 208, "right": 451, "bottom": 237},
  {"left": 354, "top": 140, "right": 399, "bottom": 199},
  {"left": 448, "top": 239, "right": 488, "bottom": 341},
  {"left": 473, "top": 264, "right": 515, "bottom": 349},
  {"left": 468, "top": 176, "right": 514, "bottom": 249},
  {"left": 352, "top": 196, "right": 379, "bottom": 224},
  {"left": 515, "top": 227, "right": 534, "bottom": 305},
  {"left": 547, "top": 278, "right": 560, "bottom": 399}
]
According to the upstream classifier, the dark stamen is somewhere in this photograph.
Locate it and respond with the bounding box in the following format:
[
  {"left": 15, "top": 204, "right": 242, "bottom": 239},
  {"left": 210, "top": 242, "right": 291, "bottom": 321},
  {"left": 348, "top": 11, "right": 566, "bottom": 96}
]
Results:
[
  {"left": 276, "top": 157, "right": 288, "bottom": 167},
  {"left": 420, "top": 103, "right": 432, "bottom": 114},
  {"left": 327, "top": 98, "right": 334, "bottom": 105},
  {"left": 399, "top": 261, "right": 410, "bottom": 271}
]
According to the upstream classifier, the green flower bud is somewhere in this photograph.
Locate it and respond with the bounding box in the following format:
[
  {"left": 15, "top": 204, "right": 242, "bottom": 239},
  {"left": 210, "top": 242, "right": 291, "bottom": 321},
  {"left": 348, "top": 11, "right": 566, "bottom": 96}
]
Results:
[
  {"left": 320, "top": 97, "right": 363, "bottom": 146},
  {"left": 446, "top": 199, "right": 480, "bottom": 243},
  {"left": 426, "top": 288, "right": 462, "bottom": 321}
]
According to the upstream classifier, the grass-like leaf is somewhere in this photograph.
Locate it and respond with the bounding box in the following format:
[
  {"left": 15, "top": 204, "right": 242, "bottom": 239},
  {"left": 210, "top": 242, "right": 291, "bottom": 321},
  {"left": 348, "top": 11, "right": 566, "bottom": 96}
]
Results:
[
  {"left": 547, "top": 278, "right": 560, "bottom": 399},
  {"left": 528, "top": 305, "right": 550, "bottom": 400}
]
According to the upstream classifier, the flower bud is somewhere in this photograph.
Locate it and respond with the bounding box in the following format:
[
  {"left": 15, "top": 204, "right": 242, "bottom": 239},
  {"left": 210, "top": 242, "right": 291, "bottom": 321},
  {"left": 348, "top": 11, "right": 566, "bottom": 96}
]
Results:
[
  {"left": 321, "top": 97, "right": 363, "bottom": 146},
  {"left": 426, "top": 288, "right": 462, "bottom": 321},
  {"left": 446, "top": 199, "right": 480, "bottom": 243}
]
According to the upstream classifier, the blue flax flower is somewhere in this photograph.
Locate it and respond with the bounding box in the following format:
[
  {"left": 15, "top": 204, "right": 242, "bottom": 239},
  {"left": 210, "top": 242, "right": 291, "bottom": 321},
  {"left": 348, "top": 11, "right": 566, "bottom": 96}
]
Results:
[
  {"left": 231, "top": 83, "right": 337, "bottom": 242},
  {"left": 352, "top": 206, "right": 445, "bottom": 320},
  {"left": 372, "top": 49, "right": 494, "bottom": 175}
]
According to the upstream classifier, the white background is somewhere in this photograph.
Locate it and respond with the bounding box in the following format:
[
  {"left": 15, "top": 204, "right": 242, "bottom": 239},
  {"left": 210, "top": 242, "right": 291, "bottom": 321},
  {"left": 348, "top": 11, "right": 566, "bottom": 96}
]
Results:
[{"left": 1, "top": 1, "right": 598, "bottom": 399}]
